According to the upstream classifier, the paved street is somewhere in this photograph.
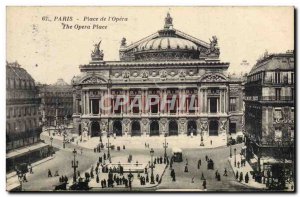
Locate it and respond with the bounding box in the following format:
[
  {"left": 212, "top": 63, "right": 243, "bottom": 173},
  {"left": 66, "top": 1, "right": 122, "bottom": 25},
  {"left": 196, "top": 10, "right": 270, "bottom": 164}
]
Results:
[{"left": 22, "top": 134, "right": 260, "bottom": 191}]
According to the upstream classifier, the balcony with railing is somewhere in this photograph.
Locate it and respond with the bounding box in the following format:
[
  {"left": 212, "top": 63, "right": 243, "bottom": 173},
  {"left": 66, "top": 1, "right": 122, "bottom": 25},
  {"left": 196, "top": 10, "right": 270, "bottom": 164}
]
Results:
[{"left": 245, "top": 96, "right": 294, "bottom": 102}]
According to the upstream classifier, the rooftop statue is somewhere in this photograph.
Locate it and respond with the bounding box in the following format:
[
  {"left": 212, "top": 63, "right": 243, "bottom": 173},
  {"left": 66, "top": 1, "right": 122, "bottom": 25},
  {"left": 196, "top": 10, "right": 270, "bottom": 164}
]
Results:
[
  {"left": 206, "top": 36, "right": 220, "bottom": 56},
  {"left": 91, "top": 40, "right": 104, "bottom": 61},
  {"left": 164, "top": 12, "right": 173, "bottom": 29},
  {"left": 121, "top": 37, "right": 127, "bottom": 47}
]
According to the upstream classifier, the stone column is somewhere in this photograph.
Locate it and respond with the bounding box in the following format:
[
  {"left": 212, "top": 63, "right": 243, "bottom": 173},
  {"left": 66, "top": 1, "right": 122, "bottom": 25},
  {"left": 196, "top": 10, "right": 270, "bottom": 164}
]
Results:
[
  {"left": 86, "top": 91, "right": 90, "bottom": 114},
  {"left": 82, "top": 91, "right": 86, "bottom": 115},
  {"left": 90, "top": 99, "right": 93, "bottom": 115},
  {"left": 141, "top": 89, "right": 145, "bottom": 114},
  {"left": 198, "top": 87, "right": 201, "bottom": 114},
  {"left": 225, "top": 88, "right": 229, "bottom": 113},
  {"left": 145, "top": 88, "right": 149, "bottom": 114}
]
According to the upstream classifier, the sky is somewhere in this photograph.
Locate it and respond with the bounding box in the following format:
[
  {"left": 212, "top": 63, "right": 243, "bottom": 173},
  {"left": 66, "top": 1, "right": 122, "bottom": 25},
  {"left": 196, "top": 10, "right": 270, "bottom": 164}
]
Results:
[{"left": 6, "top": 6, "right": 294, "bottom": 84}]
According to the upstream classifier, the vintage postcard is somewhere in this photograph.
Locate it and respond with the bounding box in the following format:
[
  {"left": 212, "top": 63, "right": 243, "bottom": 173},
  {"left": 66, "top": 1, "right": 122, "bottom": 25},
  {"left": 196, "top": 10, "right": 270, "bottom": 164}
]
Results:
[{"left": 6, "top": 6, "right": 295, "bottom": 192}]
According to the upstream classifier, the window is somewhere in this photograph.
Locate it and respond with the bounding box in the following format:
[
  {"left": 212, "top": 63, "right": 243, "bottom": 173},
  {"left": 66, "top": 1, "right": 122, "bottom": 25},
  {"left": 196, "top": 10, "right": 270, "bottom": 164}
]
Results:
[
  {"left": 229, "top": 122, "right": 237, "bottom": 134},
  {"left": 229, "top": 98, "right": 237, "bottom": 112},
  {"left": 291, "top": 73, "right": 294, "bottom": 84},
  {"left": 209, "top": 98, "right": 218, "bottom": 113},
  {"left": 275, "top": 88, "right": 281, "bottom": 100},
  {"left": 291, "top": 107, "right": 294, "bottom": 120},
  {"left": 273, "top": 108, "right": 282, "bottom": 121},
  {"left": 275, "top": 72, "right": 281, "bottom": 84}
]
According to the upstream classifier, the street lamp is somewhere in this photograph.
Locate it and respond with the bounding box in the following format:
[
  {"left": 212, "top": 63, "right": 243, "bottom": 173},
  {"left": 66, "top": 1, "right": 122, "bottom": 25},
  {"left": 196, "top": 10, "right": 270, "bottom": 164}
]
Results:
[
  {"left": 63, "top": 132, "right": 66, "bottom": 149},
  {"left": 200, "top": 129, "right": 204, "bottom": 146},
  {"left": 163, "top": 134, "right": 168, "bottom": 158},
  {"left": 50, "top": 137, "right": 53, "bottom": 156},
  {"left": 230, "top": 144, "right": 232, "bottom": 158},
  {"left": 150, "top": 148, "right": 155, "bottom": 184},
  {"left": 71, "top": 148, "right": 79, "bottom": 183},
  {"left": 234, "top": 148, "right": 237, "bottom": 167},
  {"left": 106, "top": 133, "right": 111, "bottom": 159}
]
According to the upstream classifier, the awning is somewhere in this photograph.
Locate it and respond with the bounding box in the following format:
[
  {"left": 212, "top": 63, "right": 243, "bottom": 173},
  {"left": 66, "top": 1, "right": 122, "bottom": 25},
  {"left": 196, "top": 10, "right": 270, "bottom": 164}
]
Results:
[
  {"left": 261, "top": 157, "right": 292, "bottom": 164},
  {"left": 6, "top": 142, "right": 49, "bottom": 160},
  {"left": 172, "top": 147, "right": 182, "bottom": 153}
]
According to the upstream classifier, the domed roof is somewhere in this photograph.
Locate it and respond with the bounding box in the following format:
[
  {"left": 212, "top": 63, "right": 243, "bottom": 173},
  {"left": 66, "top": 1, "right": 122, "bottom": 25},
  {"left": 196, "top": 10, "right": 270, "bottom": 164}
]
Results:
[
  {"left": 137, "top": 36, "right": 198, "bottom": 51},
  {"left": 119, "top": 12, "right": 220, "bottom": 61}
]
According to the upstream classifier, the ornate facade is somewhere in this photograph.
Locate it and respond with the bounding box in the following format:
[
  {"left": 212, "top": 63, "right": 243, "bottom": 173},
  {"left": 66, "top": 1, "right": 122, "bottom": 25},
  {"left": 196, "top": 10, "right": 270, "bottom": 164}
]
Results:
[
  {"left": 72, "top": 13, "right": 243, "bottom": 141},
  {"left": 37, "top": 79, "right": 73, "bottom": 127},
  {"left": 6, "top": 62, "right": 47, "bottom": 172},
  {"left": 244, "top": 50, "right": 294, "bottom": 179}
]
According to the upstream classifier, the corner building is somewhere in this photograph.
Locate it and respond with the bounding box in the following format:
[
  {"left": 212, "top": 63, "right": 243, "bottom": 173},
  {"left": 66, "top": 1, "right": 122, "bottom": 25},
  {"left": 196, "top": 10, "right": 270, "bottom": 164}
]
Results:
[{"left": 72, "top": 13, "right": 243, "bottom": 142}]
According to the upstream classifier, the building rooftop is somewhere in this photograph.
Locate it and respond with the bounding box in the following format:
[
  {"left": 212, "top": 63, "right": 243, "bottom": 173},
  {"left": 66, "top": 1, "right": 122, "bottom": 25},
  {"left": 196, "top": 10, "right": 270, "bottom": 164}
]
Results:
[{"left": 249, "top": 50, "right": 294, "bottom": 75}]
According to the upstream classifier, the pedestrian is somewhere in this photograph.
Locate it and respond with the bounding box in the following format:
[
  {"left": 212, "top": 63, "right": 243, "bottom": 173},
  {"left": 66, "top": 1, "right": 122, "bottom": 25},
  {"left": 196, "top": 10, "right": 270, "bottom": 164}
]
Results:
[
  {"left": 245, "top": 172, "right": 249, "bottom": 183},
  {"left": 156, "top": 174, "right": 159, "bottom": 182},
  {"left": 104, "top": 153, "right": 106, "bottom": 160},
  {"left": 65, "top": 176, "right": 68, "bottom": 183},
  {"left": 96, "top": 175, "right": 99, "bottom": 183},
  {"left": 23, "top": 174, "right": 28, "bottom": 182},
  {"left": 191, "top": 176, "right": 195, "bottom": 183},
  {"left": 215, "top": 170, "right": 219, "bottom": 179},
  {"left": 223, "top": 168, "right": 228, "bottom": 176},
  {"left": 210, "top": 140, "right": 212, "bottom": 145},
  {"left": 48, "top": 169, "right": 52, "bottom": 177},
  {"left": 54, "top": 170, "right": 59, "bottom": 177},
  {"left": 239, "top": 172, "right": 243, "bottom": 182},
  {"left": 146, "top": 174, "right": 149, "bottom": 183},
  {"left": 201, "top": 172, "right": 205, "bottom": 180},
  {"left": 202, "top": 179, "right": 207, "bottom": 190},
  {"left": 217, "top": 173, "right": 221, "bottom": 181},
  {"left": 77, "top": 171, "right": 80, "bottom": 178},
  {"left": 197, "top": 159, "right": 201, "bottom": 169},
  {"left": 235, "top": 171, "right": 239, "bottom": 180},
  {"left": 205, "top": 155, "right": 208, "bottom": 161},
  {"left": 184, "top": 164, "right": 189, "bottom": 172}
]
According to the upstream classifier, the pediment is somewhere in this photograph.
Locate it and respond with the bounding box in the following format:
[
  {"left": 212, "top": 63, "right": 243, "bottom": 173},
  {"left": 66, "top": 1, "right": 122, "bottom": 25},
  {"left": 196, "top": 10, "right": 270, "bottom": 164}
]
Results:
[
  {"left": 200, "top": 73, "right": 228, "bottom": 82},
  {"left": 80, "top": 75, "right": 107, "bottom": 84}
]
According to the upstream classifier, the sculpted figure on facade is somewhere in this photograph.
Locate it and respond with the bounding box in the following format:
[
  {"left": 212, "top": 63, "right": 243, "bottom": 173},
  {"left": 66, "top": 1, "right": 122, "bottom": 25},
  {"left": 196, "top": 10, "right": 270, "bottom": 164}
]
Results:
[
  {"left": 141, "top": 70, "right": 149, "bottom": 79},
  {"left": 200, "top": 121, "right": 208, "bottom": 132},
  {"left": 220, "top": 119, "right": 227, "bottom": 133},
  {"left": 122, "top": 118, "right": 131, "bottom": 134},
  {"left": 160, "top": 70, "right": 167, "bottom": 80},
  {"left": 122, "top": 70, "right": 130, "bottom": 79},
  {"left": 179, "top": 118, "right": 187, "bottom": 133},
  {"left": 160, "top": 118, "right": 168, "bottom": 133},
  {"left": 101, "top": 120, "right": 108, "bottom": 133},
  {"left": 141, "top": 118, "right": 149, "bottom": 133}
]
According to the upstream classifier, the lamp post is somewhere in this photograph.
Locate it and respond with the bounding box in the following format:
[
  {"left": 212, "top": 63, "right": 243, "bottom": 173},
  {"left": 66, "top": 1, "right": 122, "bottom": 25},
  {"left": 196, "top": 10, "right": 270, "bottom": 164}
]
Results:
[
  {"left": 234, "top": 148, "right": 237, "bottom": 167},
  {"left": 230, "top": 144, "right": 232, "bottom": 158},
  {"left": 163, "top": 134, "right": 168, "bottom": 158},
  {"left": 200, "top": 129, "right": 204, "bottom": 146},
  {"left": 63, "top": 132, "right": 66, "bottom": 149},
  {"left": 150, "top": 148, "right": 155, "bottom": 184},
  {"left": 106, "top": 133, "right": 111, "bottom": 159},
  {"left": 71, "top": 148, "right": 79, "bottom": 183},
  {"left": 50, "top": 137, "right": 53, "bottom": 156}
]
